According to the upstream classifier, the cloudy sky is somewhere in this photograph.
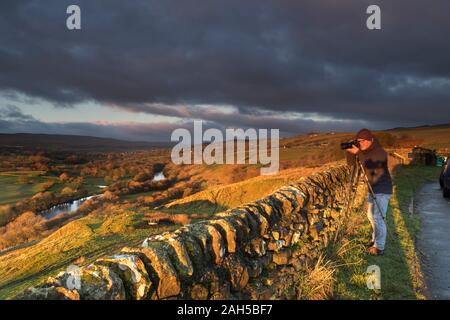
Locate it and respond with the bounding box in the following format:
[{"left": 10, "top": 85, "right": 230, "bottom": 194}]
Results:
[{"left": 1, "top": 0, "right": 450, "bottom": 141}]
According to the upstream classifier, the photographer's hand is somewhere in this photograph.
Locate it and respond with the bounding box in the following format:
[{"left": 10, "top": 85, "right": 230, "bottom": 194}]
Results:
[{"left": 346, "top": 145, "right": 360, "bottom": 155}]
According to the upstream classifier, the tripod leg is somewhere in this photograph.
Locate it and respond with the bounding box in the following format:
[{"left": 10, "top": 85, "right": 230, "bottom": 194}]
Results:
[
  {"left": 333, "top": 161, "right": 360, "bottom": 242},
  {"left": 357, "top": 159, "right": 385, "bottom": 220}
]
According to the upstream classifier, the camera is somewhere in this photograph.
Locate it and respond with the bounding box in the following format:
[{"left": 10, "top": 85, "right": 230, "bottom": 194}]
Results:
[{"left": 340, "top": 139, "right": 360, "bottom": 150}]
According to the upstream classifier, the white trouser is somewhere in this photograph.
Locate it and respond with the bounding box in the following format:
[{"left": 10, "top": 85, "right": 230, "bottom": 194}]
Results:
[{"left": 367, "top": 193, "right": 392, "bottom": 251}]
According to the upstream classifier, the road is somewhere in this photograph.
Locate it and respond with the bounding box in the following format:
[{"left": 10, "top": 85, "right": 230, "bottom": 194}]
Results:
[{"left": 416, "top": 183, "right": 450, "bottom": 299}]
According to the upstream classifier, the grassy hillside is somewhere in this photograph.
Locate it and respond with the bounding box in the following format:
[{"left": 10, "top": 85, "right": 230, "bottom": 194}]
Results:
[
  {"left": 0, "top": 208, "right": 178, "bottom": 299},
  {"left": 164, "top": 161, "right": 344, "bottom": 213},
  {"left": 387, "top": 124, "right": 450, "bottom": 149}
]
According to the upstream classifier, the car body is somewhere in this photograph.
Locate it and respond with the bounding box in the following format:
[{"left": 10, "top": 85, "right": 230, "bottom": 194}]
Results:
[{"left": 440, "top": 157, "right": 450, "bottom": 197}]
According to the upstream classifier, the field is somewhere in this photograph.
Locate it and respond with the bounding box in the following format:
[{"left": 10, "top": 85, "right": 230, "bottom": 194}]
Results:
[
  {"left": 0, "top": 171, "right": 53, "bottom": 205},
  {"left": 0, "top": 171, "right": 108, "bottom": 206},
  {"left": 120, "top": 191, "right": 156, "bottom": 202}
]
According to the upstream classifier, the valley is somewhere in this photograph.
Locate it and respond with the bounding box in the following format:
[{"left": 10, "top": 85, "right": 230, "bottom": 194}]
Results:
[{"left": 0, "top": 124, "right": 449, "bottom": 299}]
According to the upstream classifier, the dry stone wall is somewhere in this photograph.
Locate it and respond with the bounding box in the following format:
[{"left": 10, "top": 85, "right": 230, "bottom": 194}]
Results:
[{"left": 20, "top": 165, "right": 364, "bottom": 300}]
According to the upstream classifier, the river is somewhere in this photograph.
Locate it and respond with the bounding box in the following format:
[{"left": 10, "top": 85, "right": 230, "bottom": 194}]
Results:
[
  {"left": 41, "top": 171, "right": 166, "bottom": 219},
  {"left": 41, "top": 195, "right": 98, "bottom": 219},
  {"left": 153, "top": 171, "right": 166, "bottom": 181}
]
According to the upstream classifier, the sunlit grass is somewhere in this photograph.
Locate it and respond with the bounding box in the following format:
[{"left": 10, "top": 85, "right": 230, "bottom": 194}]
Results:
[{"left": 0, "top": 171, "right": 54, "bottom": 205}]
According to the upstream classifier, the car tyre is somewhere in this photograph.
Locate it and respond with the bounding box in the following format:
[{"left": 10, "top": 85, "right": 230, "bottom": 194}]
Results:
[{"left": 444, "top": 187, "right": 450, "bottom": 198}]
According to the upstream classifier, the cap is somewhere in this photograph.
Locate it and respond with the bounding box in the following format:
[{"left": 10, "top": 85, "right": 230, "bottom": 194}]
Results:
[{"left": 356, "top": 128, "right": 374, "bottom": 141}]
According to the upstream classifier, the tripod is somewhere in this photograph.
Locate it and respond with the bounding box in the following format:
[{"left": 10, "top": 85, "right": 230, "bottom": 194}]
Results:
[
  {"left": 356, "top": 156, "right": 402, "bottom": 254},
  {"left": 334, "top": 155, "right": 388, "bottom": 243},
  {"left": 333, "top": 154, "right": 405, "bottom": 262},
  {"left": 355, "top": 157, "right": 386, "bottom": 221}
]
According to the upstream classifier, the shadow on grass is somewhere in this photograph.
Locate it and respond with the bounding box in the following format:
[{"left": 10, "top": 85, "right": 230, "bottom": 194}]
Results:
[
  {"left": 161, "top": 200, "right": 229, "bottom": 216},
  {"left": 381, "top": 165, "right": 440, "bottom": 299}
]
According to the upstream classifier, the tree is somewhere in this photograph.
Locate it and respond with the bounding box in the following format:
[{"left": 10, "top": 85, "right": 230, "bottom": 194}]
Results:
[
  {"left": 73, "top": 177, "right": 84, "bottom": 187},
  {"left": 103, "top": 190, "right": 118, "bottom": 201},
  {"left": 36, "top": 163, "right": 49, "bottom": 172},
  {"left": 61, "top": 187, "right": 75, "bottom": 195},
  {"left": 0, "top": 211, "right": 46, "bottom": 250},
  {"left": 0, "top": 205, "right": 14, "bottom": 227},
  {"left": 182, "top": 188, "right": 193, "bottom": 198},
  {"left": 59, "top": 172, "right": 70, "bottom": 182},
  {"left": 133, "top": 172, "right": 152, "bottom": 182}
]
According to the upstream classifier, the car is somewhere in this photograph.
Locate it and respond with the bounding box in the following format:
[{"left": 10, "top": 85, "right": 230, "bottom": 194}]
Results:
[{"left": 439, "top": 157, "right": 450, "bottom": 198}]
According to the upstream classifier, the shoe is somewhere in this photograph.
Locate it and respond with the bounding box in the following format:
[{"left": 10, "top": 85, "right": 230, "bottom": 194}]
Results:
[
  {"left": 365, "top": 240, "right": 375, "bottom": 248},
  {"left": 367, "top": 246, "right": 384, "bottom": 256}
]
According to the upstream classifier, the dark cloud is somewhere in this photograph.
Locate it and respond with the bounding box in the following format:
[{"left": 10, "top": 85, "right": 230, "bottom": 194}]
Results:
[
  {"left": 1, "top": 0, "right": 450, "bottom": 138},
  {"left": 0, "top": 105, "right": 36, "bottom": 121}
]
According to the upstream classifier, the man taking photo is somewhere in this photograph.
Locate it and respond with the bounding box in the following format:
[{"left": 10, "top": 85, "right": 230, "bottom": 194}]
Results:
[{"left": 346, "top": 129, "right": 393, "bottom": 256}]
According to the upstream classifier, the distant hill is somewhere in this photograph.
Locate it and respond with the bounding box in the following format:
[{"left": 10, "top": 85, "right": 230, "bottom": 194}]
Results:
[
  {"left": 281, "top": 123, "right": 450, "bottom": 150},
  {"left": 0, "top": 133, "right": 171, "bottom": 152},
  {"left": 1, "top": 122, "right": 449, "bottom": 153},
  {"left": 387, "top": 123, "right": 450, "bottom": 131},
  {"left": 384, "top": 123, "right": 450, "bottom": 149}
]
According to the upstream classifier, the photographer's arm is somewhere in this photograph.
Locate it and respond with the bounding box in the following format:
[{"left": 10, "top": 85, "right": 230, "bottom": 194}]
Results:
[{"left": 346, "top": 146, "right": 359, "bottom": 166}]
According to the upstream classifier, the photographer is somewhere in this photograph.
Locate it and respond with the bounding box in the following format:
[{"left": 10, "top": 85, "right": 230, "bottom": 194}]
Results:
[{"left": 345, "top": 129, "right": 393, "bottom": 256}]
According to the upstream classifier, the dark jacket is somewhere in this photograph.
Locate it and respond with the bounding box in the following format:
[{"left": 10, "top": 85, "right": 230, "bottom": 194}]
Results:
[{"left": 346, "top": 138, "right": 393, "bottom": 194}]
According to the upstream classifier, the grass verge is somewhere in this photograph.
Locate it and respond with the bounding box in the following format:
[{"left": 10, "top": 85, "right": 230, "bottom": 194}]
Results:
[{"left": 332, "top": 165, "right": 441, "bottom": 299}]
